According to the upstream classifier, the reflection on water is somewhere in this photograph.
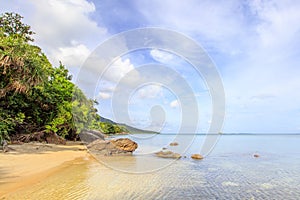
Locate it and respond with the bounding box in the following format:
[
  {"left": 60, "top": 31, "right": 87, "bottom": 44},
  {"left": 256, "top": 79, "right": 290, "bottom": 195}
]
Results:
[{"left": 4, "top": 135, "right": 300, "bottom": 199}]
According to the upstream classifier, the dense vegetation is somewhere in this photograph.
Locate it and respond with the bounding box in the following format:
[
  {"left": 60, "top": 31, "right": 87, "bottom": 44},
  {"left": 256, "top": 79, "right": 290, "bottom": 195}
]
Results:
[{"left": 0, "top": 12, "right": 127, "bottom": 143}]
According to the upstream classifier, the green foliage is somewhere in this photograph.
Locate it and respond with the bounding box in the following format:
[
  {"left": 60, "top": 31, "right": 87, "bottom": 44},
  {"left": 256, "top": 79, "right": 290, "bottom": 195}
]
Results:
[
  {"left": 0, "top": 12, "right": 127, "bottom": 143},
  {"left": 0, "top": 12, "right": 34, "bottom": 42},
  {"left": 99, "top": 122, "right": 128, "bottom": 134}
]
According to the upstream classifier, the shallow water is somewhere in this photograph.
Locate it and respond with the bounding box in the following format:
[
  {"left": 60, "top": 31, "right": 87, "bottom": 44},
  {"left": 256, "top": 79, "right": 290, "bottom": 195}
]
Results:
[{"left": 5, "top": 134, "right": 300, "bottom": 199}]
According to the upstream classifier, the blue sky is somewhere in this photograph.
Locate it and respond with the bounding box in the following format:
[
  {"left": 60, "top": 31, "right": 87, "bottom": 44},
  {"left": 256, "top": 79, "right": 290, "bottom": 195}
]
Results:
[{"left": 1, "top": 0, "right": 300, "bottom": 133}]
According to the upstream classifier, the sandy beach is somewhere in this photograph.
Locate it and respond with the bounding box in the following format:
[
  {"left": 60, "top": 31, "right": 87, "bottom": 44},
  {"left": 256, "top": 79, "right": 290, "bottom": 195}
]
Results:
[{"left": 0, "top": 143, "right": 92, "bottom": 198}]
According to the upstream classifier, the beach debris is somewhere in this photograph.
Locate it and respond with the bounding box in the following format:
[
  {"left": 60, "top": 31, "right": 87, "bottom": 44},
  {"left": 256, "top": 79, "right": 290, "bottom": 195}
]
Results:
[
  {"left": 191, "top": 154, "right": 204, "bottom": 160},
  {"left": 79, "top": 130, "right": 107, "bottom": 144},
  {"left": 155, "top": 150, "right": 181, "bottom": 159},
  {"left": 169, "top": 142, "right": 179, "bottom": 146},
  {"left": 87, "top": 138, "right": 138, "bottom": 156}
]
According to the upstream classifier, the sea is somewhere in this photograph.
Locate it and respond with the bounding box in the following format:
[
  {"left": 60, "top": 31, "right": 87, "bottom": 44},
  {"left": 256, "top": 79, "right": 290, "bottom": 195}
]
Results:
[{"left": 6, "top": 134, "right": 300, "bottom": 200}]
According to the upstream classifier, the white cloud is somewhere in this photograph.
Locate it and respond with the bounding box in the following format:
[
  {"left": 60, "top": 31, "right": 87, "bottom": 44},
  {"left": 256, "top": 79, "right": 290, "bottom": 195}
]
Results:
[
  {"left": 150, "top": 49, "right": 175, "bottom": 63},
  {"left": 170, "top": 99, "right": 179, "bottom": 108},
  {"left": 1, "top": 0, "right": 107, "bottom": 67},
  {"left": 136, "top": 0, "right": 300, "bottom": 132},
  {"left": 51, "top": 43, "right": 90, "bottom": 67},
  {"left": 136, "top": 0, "right": 249, "bottom": 53},
  {"left": 137, "top": 85, "right": 162, "bottom": 99},
  {"left": 29, "top": 0, "right": 106, "bottom": 47},
  {"left": 250, "top": 0, "right": 300, "bottom": 49},
  {"left": 104, "top": 57, "right": 137, "bottom": 83},
  {"left": 97, "top": 92, "right": 111, "bottom": 99}
]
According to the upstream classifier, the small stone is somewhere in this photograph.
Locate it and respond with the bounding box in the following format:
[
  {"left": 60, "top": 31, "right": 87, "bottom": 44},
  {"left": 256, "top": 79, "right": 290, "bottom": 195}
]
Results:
[
  {"left": 191, "top": 154, "right": 203, "bottom": 160},
  {"left": 155, "top": 150, "right": 181, "bottom": 159},
  {"left": 254, "top": 154, "right": 260, "bottom": 158},
  {"left": 170, "top": 142, "right": 179, "bottom": 146}
]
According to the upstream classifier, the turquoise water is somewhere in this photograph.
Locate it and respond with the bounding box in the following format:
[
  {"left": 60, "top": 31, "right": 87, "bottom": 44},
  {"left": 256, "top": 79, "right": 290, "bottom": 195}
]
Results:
[{"left": 6, "top": 134, "right": 300, "bottom": 199}]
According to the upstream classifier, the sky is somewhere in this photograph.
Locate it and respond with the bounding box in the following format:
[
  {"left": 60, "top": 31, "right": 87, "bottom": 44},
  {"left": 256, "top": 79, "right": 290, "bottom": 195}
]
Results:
[{"left": 1, "top": 0, "right": 300, "bottom": 133}]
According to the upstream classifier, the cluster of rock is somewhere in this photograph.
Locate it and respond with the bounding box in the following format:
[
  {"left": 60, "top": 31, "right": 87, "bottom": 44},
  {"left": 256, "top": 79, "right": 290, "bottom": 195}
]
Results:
[
  {"left": 80, "top": 130, "right": 138, "bottom": 156},
  {"left": 10, "top": 131, "right": 66, "bottom": 145},
  {"left": 154, "top": 142, "right": 204, "bottom": 160}
]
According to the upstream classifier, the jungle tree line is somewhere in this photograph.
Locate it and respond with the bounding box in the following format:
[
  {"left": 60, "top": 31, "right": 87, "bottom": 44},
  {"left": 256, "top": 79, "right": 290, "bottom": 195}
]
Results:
[{"left": 0, "top": 12, "right": 127, "bottom": 143}]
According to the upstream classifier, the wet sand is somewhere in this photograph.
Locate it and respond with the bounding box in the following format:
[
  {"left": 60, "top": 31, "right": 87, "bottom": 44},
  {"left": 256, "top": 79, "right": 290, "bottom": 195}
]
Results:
[{"left": 0, "top": 143, "right": 92, "bottom": 198}]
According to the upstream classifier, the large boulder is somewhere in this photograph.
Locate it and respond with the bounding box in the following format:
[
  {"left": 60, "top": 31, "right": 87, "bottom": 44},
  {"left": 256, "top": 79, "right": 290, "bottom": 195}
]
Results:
[
  {"left": 79, "top": 130, "right": 106, "bottom": 143},
  {"left": 87, "top": 138, "right": 138, "bottom": 156},
  {"left": 110, "top": 138, "right": 138, "bottom": 152}
]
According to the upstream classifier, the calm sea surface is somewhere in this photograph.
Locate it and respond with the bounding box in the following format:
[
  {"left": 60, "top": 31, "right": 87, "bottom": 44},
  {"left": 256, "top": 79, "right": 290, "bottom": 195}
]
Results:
[{"left": 6, "top": 134, "right": 300, "bottom": 200}]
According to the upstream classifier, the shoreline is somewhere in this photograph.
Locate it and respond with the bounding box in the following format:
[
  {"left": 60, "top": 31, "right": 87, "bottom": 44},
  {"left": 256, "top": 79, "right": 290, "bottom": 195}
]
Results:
[{"left": 0, "top": 143, "right": 93, "bottom": 197}]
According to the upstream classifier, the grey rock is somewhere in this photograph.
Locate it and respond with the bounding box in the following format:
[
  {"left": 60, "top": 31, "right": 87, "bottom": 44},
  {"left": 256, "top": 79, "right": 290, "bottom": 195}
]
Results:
[
  {"left": 79, "top": 130, "right": 106, "bottom": 143},
  {"left": 1, "top": 140, "right": 8, "bottom": 153}
]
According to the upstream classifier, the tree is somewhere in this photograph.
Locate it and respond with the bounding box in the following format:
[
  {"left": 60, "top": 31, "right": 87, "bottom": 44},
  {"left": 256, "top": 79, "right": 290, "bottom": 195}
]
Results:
[
  {"left": 0, "top": 34, "right": 50, "bottom": 98},
  {"left": 0, "top": 12, "right": 34, "bottom": 42},
  {"left": 0, "top": 12, "right": 127, "bottom": 143}
]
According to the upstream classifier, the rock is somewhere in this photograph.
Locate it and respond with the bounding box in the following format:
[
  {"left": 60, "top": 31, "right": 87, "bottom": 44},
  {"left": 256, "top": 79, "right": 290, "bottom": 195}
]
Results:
[
  {"left": 79, "top": 130, "right": 106, "bottom": 143},
  {"left": 170, "top": 142, "right": 179, "bottom": 146},
  {"left": 10, "top": 132, "right": 65, "bottom": 145},
  {"left": 1, "top": 140, "right": 8, "bottom": 153},
  {"left": 162, "top": 147, "right": 168, "bottom": 150},
  {"left": 191, "top": 154, "right": 203, "bottom": 160},
  {"left": 46, "top": 132, "right": 66, "bottom": 145},
  {"left": 87, "top": 138, "right": 138, "bottom": 156},
  {"left": 254, "top": 154, "right": 260, "bottom": 158},
  {"left": 110, "top": 138, "right": 138, "bottom": 152},
  {"left": 155, "top": 150, "right": 181, "bottom": 159}
]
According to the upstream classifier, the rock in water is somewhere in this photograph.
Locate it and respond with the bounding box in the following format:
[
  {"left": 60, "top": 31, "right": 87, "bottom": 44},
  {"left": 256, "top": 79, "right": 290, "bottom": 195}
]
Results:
[
  {"left": 155, "top": 150, "right": 181, "bottom": 159},
  {"left": 169, "top": 142, "right": 179, "bottom": 146},
  {"left": 87, "top": 138, "right": 138, "bottom": 156},
  {"left": 191, "top": 154, "right": 204, "bottom": 160},
  {"left": 79, "top": 130, "right": 106, "bottom": 143},
  {"left": 110, "top": 138, "right": 138, "bottom": 152}
]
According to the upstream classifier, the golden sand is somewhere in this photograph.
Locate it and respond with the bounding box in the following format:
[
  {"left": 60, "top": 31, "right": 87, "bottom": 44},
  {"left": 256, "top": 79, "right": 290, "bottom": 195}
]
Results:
[{"left": 0, "top": 144, "right": 91, "bottom": 197}]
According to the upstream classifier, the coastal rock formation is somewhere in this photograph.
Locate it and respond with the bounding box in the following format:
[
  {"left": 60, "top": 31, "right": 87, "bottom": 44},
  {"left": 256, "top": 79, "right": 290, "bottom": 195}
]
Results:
[
  {"left": 169, "top": 142, "right": 179, "bottom": 146},
  {"left": 87, "top": 138, "right": 138, "bottom": 156},
  {"left": 191, "top": 154, "right": 203, "bottom": 160},
  {"left": 155, "top": 150, "right": 181, "bottom": 159},
  {"left": 79, "top": 130, "right": 107, "bottom": 143},
  {"left": 10, "top": 132, "right": 66, "bottom": 145}
]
